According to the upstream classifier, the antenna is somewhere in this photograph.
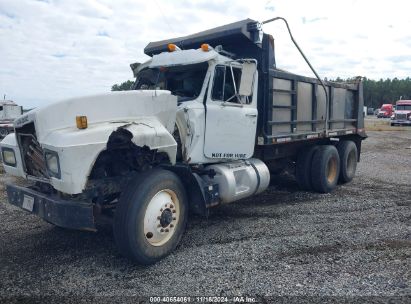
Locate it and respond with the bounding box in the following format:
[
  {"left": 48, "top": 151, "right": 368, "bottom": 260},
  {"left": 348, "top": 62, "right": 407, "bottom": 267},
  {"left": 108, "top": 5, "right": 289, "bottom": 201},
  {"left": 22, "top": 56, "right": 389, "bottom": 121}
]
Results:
[
  {"left": 153, "top": 0, "right": 184, "bottom": 50},
  {"left": 153, "top": 0, "right": 177, "bottom": 35}
]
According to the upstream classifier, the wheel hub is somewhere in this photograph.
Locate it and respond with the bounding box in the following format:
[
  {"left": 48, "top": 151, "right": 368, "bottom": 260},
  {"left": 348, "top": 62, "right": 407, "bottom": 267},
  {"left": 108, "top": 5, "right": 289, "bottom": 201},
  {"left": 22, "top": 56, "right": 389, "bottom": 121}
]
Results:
[
  {"left": 143, "top": 189, "right": 180, "bottom": 246},
  {"left": 326, "top": 156, "right": 338, "bottom": 184},
  {"left": 160, "top": 209, "right": 173, "bottom": 227}
]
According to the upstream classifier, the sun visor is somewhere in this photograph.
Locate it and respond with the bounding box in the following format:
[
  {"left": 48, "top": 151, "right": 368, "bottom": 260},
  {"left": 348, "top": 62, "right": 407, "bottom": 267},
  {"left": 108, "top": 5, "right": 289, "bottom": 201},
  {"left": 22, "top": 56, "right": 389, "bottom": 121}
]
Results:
[{"left": 148, "top": 49, "right": 218, "bottom": 68}]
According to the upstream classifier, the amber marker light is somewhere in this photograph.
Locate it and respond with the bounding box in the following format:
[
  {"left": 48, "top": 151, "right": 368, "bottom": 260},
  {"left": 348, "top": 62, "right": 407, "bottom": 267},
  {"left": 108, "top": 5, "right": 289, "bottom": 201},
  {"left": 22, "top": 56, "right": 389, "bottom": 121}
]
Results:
[
  {"left": 201, "top": 43, "right": 210, "bottom": 51},
  {"left": 76, "top": 116, "right": 88, "bottom": 129},
  {"left": 168, "top": 43, "right": 182, "bottom": 52}
]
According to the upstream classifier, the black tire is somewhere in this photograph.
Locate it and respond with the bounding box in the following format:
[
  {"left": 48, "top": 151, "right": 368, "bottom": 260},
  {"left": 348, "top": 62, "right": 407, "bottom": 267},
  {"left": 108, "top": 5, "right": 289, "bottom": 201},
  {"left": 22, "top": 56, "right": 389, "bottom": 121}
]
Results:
[
  {"left": 114, "top": 169, "right": 188, "bottom": 264},
  {"left": 337, "top": 140, "right": 358, "bottom": 184},
  {"left": 311, "top": 145, "right": 340, "bottom": 193},
  {"left": 296, "top": 145, "right": 319, "bottom": 191}
]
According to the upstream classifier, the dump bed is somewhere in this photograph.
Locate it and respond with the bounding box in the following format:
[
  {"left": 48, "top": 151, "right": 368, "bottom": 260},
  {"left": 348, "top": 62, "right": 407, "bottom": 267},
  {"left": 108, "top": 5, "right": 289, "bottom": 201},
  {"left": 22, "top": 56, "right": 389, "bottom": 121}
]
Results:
[{"left": 261, "top": 70, "right": 364, "bottom": 145}]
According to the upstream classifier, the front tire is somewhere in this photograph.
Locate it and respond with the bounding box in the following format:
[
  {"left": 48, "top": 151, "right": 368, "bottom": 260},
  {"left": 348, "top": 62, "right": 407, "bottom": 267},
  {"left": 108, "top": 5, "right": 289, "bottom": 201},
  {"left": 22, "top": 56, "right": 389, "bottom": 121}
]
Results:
[{"left": 114, "top": 169, "right": 188, "bottom": 264}]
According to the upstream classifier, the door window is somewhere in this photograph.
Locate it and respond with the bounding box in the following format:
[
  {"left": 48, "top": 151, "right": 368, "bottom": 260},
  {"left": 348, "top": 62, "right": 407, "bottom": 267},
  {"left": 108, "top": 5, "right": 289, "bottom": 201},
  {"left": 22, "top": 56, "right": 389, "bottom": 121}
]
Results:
[{"left": 211, "top": 65, "right": 243, "bottom": 103}]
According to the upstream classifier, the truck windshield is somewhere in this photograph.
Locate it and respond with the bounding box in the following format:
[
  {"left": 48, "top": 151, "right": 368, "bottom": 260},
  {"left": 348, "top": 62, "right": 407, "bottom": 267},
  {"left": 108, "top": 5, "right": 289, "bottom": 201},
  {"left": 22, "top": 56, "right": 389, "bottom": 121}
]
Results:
[
  {"left": 397, "top": 105, "right": 411, "bottom": 111},
  {"left": 133, "top": 62, "right": 208, "bottom": 102}
]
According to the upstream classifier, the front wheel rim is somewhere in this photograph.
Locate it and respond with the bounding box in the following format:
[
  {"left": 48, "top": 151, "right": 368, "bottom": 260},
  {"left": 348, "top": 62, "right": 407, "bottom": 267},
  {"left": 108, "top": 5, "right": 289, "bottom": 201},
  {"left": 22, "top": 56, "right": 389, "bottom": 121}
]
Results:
[{"left": 143, "top": 189, "right": 180, "bottom": 247}]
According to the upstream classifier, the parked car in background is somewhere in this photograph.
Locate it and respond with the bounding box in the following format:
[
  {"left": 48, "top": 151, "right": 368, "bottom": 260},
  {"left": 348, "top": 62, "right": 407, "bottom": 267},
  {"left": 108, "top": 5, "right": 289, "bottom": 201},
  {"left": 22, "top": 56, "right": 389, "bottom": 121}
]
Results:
[
  {"left": 374, "top": 108, "right": 380, "bottom": 116},
  {"left": 391, "top": 100, "right": 411, "bottom": 126},
  {"left": 377, "top": 104, "right": 394, "bottom": 118},
  {"left": 367, "top": 107, "right": 374, "bottom": 115}
]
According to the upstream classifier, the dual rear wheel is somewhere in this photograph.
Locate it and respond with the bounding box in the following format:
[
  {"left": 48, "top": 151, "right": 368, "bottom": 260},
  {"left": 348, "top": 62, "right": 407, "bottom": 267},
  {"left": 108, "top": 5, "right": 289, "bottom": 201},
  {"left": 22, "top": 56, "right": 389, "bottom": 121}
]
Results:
[{"left": 296, "top": 140, "right": 358, "bottom": 193}]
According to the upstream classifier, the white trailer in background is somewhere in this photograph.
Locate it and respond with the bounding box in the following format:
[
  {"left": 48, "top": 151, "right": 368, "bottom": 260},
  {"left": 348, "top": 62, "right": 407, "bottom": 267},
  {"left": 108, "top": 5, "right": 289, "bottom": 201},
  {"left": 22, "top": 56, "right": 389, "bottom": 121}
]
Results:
[{"left": 0, "top": 100, "right": 23, "bottom": 138}]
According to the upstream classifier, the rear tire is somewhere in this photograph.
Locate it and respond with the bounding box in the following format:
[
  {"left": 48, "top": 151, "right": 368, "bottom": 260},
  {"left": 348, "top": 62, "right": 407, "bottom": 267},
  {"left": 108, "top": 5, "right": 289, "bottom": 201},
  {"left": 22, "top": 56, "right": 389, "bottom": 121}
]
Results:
[
  {"left": 296, "top": 146, "right": 319, "bottom": 191},
  {"left": 337, "top": 140, "right": 357, "bottom": 183},
  {"left": 311, "top": 145, "right": 340, "bottom": 193},
  {"left": 114, "top": 169, "right": 188, "bottom": 264}
]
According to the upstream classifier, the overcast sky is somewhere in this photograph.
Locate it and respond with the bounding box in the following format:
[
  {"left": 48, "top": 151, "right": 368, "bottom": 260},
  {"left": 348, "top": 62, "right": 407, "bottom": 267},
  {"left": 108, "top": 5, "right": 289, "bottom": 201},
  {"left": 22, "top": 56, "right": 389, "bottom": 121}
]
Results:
[{"left": 1, "top": 0, "right": 410, "bottom": 108}]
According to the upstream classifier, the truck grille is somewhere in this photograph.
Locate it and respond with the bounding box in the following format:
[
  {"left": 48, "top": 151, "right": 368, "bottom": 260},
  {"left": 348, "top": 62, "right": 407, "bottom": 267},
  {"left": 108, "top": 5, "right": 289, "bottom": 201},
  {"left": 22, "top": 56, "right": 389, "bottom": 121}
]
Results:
[
  {"left": 395, "top": 113, "right": 407, "bottom": 120},
  {"left": 15, "top": 122, "right": 49, "bottom": 179}
]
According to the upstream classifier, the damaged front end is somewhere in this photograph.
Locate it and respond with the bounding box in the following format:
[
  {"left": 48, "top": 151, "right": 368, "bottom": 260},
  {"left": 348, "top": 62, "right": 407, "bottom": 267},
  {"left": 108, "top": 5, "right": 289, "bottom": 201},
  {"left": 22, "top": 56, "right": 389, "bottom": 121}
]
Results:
[{"left": 1, "top": 90, "right": 179, "bottom": 230}]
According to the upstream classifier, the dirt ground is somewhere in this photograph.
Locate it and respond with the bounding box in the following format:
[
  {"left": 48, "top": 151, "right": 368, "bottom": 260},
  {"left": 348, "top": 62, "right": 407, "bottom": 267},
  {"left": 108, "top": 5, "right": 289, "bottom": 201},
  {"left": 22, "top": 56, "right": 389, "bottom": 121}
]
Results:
[{"left": 0, "top": 130, "right": 410, "bottom": 302}]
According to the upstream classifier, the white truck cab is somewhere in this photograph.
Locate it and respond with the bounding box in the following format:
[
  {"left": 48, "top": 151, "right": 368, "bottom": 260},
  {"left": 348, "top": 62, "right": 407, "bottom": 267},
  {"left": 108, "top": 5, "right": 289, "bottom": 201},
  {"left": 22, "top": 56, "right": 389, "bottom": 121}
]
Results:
[{"left": 134, "top": 46, "right": 259, "bottom": 164}]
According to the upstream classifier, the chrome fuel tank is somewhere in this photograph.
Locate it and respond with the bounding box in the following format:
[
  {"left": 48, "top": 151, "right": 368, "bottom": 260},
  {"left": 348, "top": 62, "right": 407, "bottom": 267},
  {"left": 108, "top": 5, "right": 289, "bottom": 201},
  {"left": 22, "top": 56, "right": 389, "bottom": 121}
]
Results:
[{"left": 203, "top": 158, "right": 270, "bottom": 204}]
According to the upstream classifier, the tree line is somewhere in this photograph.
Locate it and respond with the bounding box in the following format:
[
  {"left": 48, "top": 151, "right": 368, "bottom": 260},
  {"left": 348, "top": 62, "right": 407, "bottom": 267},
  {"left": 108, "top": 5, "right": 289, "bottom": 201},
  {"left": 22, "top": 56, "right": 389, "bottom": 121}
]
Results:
[
  {"left": 112, "top": 77, "right": 411, "bottom": 109},
  {"left": 362, "top": 77, "right": 411, "bottom": 109}
]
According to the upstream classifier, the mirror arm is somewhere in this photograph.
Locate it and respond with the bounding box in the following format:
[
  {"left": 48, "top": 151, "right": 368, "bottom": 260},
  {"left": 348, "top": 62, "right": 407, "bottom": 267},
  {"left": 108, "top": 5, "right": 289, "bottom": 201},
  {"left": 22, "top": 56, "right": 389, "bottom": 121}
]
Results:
[
  {"left": 229, "top": 64, "right": 238, "bottom": 95},
  {"left": 222, "top": 100, "right": 243, "bottom": 108}
]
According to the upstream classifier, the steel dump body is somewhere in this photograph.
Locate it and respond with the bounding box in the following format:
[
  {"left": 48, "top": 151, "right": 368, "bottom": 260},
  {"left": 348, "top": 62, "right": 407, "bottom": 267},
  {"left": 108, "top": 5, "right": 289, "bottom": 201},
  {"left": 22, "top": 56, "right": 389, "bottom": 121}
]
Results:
[
  {"left": 145, "top": 18, "right": 365, "bottom": 159},
  {"left": 266, "top": 71, "right": 364, "bottom": 143}
]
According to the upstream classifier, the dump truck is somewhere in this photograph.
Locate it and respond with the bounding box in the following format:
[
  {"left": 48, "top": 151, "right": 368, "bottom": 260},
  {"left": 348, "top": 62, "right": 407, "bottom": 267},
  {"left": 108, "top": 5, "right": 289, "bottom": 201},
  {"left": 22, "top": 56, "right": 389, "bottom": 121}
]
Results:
[
  {"left": 0, "top": 100, "right": 23, "bottom": 138},
  {"left": 0, "top": 18, "right": 366, "bottom": 264}
]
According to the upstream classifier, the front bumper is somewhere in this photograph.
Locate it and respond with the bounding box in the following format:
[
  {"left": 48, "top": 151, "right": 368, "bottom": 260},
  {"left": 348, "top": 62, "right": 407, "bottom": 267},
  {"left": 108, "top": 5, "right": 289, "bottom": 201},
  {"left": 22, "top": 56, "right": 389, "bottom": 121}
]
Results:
[{"left": 6, "top": 183, "right": 95, "bottom": 230}]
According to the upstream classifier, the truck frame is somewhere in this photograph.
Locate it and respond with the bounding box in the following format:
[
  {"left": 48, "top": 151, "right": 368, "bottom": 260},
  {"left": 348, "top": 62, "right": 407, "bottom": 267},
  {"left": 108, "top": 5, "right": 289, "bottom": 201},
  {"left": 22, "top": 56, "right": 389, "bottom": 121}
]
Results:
[{"left": 0, "top": 18, "right": 366, "bottom": 264}]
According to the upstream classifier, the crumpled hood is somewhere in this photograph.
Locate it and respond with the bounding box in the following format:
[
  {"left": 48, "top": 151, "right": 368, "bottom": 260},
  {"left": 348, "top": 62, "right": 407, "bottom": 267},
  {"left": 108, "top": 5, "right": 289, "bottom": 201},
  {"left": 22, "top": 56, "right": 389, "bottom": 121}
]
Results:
[{"left": 15, "top": 90, "right": 177, "bottom": 141}]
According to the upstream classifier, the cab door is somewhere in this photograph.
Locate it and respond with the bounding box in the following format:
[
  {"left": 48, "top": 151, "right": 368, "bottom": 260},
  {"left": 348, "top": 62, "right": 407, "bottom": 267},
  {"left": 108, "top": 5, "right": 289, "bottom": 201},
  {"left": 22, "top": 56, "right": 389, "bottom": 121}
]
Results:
[{"left": 204, "top": 63, "right": 257, "bottom": 160}]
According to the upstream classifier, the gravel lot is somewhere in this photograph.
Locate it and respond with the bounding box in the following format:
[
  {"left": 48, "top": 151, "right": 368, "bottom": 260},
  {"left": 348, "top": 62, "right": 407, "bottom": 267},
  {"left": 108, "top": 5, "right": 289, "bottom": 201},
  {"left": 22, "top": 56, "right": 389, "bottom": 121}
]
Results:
[{"left": 0, "top": 131, "right": 410, "bottom": 301}]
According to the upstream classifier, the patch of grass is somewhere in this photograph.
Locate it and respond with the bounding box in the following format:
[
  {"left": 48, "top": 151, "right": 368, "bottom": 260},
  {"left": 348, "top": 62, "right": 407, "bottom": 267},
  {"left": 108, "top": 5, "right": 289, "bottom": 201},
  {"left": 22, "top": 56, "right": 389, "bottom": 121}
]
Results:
[{"left": 365, "top": 120, "right": 410, "bottom": 131}]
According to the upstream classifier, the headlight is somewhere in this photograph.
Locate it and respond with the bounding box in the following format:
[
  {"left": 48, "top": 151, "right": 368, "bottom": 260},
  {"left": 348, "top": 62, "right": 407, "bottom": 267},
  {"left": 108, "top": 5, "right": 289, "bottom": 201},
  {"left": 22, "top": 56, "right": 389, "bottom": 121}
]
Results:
[
  {"left": 45, "top": 150, "right": 61, "bottom": 178},
  {"left": 2, "top": 148, "right": 16, "bottom": 167}
]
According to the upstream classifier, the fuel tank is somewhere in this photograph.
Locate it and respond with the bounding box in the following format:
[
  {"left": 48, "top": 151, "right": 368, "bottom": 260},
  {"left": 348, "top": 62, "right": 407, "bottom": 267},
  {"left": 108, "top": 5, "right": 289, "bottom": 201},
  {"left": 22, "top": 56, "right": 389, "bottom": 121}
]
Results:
[{"left": 203, "top": 158, "right": 270, "bottom": 204}]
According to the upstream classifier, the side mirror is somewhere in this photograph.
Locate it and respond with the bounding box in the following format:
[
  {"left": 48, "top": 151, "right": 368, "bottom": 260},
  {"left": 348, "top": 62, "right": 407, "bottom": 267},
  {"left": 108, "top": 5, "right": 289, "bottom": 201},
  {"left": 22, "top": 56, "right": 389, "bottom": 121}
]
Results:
[
  {"left": 130, "top": 62, "right": 141, "bottom": 77},
  {"left": 238, "top": 62, "right": 257, "bottom": 96}
]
